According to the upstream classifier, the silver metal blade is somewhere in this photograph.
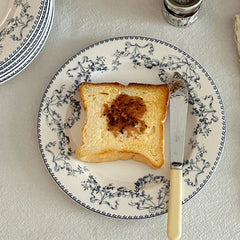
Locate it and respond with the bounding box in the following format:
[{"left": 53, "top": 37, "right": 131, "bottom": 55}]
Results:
[{"left": 170, "top": 72, "right": 188, "bottom": 169}]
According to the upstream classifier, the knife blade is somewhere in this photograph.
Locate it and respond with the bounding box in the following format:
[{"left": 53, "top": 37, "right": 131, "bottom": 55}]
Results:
[{"left": 167, "top": 72, "right": 188, "bottom": 240}]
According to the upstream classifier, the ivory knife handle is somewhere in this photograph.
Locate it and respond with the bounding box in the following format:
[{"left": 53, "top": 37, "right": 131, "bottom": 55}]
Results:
[{"left": 167, "top": 169, "right": 182, "bottom": 240}]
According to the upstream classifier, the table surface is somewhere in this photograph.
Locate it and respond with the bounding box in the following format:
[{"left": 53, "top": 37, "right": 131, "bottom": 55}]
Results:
[{"left": 1, "top": 0, "right": 240, "bottom": 239}]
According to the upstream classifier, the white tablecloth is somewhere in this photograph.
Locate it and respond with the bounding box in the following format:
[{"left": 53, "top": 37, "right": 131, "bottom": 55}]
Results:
[{"left": 1, "top": 0, "right": 240, "bottom": 239}]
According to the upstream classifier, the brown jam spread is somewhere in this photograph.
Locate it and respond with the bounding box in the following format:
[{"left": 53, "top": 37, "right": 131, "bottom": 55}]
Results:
[{"left": 103, "top": 94, "right": 147, "bottom": 137}]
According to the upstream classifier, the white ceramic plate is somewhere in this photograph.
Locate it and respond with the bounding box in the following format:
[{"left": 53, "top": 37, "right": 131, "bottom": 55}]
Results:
[
  {"left": 0, "top": 0, "right": 45, "bottom": 63},
  {"left": 38, "top": 36, "right": 226, "bottom": 219},
  {"left": 0, "top": 0, "right": 54, "bottom": 83}
]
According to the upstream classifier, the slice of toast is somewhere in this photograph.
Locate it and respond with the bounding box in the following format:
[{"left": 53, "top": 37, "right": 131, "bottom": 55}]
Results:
[{"left": 77, "top": 82, "right": 170, "bottom": 169}]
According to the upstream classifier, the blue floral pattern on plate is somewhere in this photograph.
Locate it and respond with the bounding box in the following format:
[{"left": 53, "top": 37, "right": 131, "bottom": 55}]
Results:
[
  {"left": 37, "top": 36, "right": 226, "bottom": 219},
  {"left": 0, "top": 0, "right": 43, "bottom": 62},
  {"left": 0, "top": 0, "right": 34, "bottom": 45},
  {"left": 0, "top": 0, "right": 54, "bottom": 84}
]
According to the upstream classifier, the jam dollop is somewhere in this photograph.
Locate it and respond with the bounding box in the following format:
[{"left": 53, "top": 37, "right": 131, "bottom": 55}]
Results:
[{"left": 103, "top": 94, "right": 147, "bottom": 137}]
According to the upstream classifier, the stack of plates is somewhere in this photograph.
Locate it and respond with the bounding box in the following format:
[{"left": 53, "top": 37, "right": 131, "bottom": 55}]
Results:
[{"left": 0, "top": 0, "right": 54, "bottom": 84}]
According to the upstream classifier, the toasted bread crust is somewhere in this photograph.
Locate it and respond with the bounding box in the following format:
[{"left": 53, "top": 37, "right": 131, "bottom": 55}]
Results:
[
  {"left": 79, "top": 150, "right": 164, "bottom": 169},
  {"left": 78, "top": 81, "right": 169, "bottom": 169}
]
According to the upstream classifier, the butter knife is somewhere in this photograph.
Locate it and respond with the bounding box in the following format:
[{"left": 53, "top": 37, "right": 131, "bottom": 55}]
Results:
[{"left": 167, "top": 72, "right": 188, "bottom": 240}]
